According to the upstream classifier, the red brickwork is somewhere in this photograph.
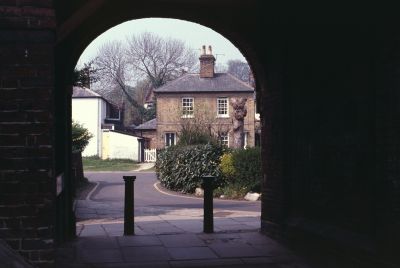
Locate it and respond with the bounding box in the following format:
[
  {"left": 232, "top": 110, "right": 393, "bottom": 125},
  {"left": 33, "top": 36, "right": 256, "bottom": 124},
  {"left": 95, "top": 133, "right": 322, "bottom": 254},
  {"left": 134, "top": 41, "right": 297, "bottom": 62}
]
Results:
[
  {"left": 199, "top": 55, "right": 215, "bottom": 78},
  {"left": 0, "top": 1, "right": 55, "bottom": 267}
]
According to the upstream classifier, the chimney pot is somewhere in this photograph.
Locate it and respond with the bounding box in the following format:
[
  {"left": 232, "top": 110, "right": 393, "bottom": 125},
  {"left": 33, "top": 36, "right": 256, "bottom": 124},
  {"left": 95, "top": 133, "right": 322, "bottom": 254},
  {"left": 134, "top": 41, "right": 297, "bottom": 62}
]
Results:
[
  {"left": 202, "top": 45, "right": 206, "bottom": 55},
  {"left": 208, "top": 45, "right": 212, "bottom": 55}
]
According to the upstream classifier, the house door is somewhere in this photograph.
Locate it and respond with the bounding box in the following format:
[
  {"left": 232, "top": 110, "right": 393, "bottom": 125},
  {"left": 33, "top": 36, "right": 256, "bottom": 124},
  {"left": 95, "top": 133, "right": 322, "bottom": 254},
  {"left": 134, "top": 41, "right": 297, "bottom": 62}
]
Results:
[{"left": 165, "top": 132, "right": 176, "bottom": 147}]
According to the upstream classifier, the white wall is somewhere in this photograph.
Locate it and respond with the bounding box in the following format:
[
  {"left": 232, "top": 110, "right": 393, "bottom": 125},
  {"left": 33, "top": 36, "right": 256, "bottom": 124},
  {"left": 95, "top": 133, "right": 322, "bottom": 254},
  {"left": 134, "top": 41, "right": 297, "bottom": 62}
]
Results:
[
  {"left": 103, "top": 130, "right": 140, "bottom": 161},
  {"left": 72, "top": 98, "right": 103, "bottom": 157}
]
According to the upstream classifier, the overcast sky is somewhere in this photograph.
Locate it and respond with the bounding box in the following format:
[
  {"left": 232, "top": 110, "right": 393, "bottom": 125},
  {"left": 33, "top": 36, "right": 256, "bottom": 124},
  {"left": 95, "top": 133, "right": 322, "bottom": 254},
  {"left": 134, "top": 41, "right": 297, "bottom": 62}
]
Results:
[{"left": 77, "top": 18, "right": 247, "bottom": 68}]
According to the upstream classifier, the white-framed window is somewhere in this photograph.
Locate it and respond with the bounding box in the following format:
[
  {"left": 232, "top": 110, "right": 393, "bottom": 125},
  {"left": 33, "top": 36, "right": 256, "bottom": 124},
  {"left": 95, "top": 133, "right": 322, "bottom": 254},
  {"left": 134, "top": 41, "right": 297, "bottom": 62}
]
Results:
[
  {"left": 219, "top": 133, "right": 229, "bottom": 147},
  {"left": 165, "top": 132, "right": 176, "bottom": 147},
  {"left": 217, "top": 97, "right": 229, "bottom": 117},
  {"left": 182, "top": 97, "right": 194, "bottom": 118}
]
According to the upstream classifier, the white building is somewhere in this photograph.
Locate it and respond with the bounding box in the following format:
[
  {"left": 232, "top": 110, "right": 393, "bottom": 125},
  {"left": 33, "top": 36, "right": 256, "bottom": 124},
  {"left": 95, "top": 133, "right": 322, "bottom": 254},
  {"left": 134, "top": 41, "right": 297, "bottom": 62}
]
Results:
[{"left": 72, "top": 86, "right": 142, "bottom": 161}]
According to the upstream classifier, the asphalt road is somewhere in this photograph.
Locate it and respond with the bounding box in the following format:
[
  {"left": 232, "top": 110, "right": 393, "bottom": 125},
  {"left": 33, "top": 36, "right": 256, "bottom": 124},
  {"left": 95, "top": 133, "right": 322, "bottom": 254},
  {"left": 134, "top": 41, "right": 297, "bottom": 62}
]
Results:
[{"left": 84, "top": 172, "right": 261, "bottom": 213}]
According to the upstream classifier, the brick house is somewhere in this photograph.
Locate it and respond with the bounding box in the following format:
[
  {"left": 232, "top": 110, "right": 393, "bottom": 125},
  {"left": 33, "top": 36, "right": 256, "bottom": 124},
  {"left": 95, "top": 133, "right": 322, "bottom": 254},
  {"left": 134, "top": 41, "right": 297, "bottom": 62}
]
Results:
[
  {"left": 133, "top": 118, "right": 157, "bottom": 149},
  {"left": 153, "top": 46, "right": 255, "bottom": 149}
]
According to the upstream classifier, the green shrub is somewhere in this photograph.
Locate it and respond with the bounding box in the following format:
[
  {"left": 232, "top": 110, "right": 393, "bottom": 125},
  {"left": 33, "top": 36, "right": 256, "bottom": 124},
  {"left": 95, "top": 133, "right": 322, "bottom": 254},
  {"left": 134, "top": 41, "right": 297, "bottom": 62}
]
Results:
[
  {"left": 219, "top": 147, "right": 262, "bottom": 195},
  {"left": 156, "top": 144, "right": 225, "bottom": 193},
  {"left": 231, "top": 147, "right": 262, "bottom": 192},
  {"left": 72, "top": 121, "right": 93, "bottom": 152},
  {"left": 219, "top": 153, "right": 235, "bottom": 178}
]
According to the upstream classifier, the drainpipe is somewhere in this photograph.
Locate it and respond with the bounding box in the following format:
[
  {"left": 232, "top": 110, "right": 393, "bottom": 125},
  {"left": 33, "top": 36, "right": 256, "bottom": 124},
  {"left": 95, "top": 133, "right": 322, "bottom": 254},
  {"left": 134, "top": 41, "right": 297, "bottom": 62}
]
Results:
[{"left": 98, "top": 99, "right": 102, "bottom": 158}]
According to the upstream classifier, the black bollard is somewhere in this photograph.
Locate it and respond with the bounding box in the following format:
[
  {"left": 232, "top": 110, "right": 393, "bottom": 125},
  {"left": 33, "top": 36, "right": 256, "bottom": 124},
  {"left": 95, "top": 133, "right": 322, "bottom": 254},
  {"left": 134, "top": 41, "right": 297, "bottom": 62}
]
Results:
[
  {"left": 123, "top": 176, "right": 136, "bottom": 235},
  {"left": 202, "top": 175, "right": 214, "bottom": 233}
]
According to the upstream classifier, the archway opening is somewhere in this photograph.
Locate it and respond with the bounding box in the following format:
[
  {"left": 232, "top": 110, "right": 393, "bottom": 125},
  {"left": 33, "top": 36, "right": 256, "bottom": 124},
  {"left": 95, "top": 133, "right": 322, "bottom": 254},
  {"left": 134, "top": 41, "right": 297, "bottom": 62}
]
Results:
[{"left": 56, "top": 17, "right": 265, "bottom": 243}]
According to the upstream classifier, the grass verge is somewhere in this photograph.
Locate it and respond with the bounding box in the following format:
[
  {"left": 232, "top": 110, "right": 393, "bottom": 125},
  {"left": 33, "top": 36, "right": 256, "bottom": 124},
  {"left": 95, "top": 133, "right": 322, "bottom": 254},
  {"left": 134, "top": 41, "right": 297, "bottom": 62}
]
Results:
[{"left": 83, "top": 157, "right": 140, "bottom": 171}]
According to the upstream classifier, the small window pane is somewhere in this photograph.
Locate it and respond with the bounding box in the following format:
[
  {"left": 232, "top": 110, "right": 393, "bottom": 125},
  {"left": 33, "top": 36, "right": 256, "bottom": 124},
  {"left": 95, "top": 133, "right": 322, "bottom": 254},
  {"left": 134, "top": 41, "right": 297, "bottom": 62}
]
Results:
[
  {"left": 217, "top": 98, "right": 228, "bottom": 116},
  {"left": 219, "top": 133, "right": 229, "bottom": 147},
  {"left": 182, "top": 98, "right": 194, "bottom": 117}
]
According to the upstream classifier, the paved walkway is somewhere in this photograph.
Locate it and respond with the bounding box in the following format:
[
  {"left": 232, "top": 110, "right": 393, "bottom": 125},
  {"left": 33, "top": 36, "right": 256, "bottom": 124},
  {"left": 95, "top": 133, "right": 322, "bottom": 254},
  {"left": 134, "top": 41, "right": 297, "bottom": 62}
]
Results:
[
  {"left": 56, "top": 170, "right": 312, "bottom": 267},
  {"left": 133, "top": 162, "right": 155, "bottom": 171},
  {"left": 57, "top": 229, "right": 311, "bottom": 268},
  {"left": 58, "top": 206, "right": 311, "bottom": 267}
]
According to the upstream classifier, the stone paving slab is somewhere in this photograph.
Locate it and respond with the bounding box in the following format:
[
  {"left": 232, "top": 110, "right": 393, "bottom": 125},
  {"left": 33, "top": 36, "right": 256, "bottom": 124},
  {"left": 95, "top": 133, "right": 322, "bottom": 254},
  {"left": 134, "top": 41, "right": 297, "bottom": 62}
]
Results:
[
  {"left": 78, "top": 248, "right": 123, "bottom": 263},
  {"left": 121, "top": 246, "right": 171, "bottom": 262},
  {"left": 167, "top": 246, "right": 218, "bottom": 260},
  {"left": 169, "top": 258, "right": 243, "bottom": 267},
  {"left": 158, "top": 234, "right": 206, "bottom": 247},
  {"left": 117, "top": 235, "right": 162, "bottom": 247},
  {"left": 93, "top": 262, "right": 170, "bottom": 268}
]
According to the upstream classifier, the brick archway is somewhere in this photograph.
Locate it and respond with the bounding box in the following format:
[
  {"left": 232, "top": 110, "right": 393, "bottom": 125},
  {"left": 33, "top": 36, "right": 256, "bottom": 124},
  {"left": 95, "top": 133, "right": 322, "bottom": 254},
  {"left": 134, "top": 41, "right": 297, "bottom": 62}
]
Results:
[
  {"left": 54, "top": 2, "right": 283, "bottom": 244},
  {"left": 1, "top": 1, "right": 399, "bottom": 267}
]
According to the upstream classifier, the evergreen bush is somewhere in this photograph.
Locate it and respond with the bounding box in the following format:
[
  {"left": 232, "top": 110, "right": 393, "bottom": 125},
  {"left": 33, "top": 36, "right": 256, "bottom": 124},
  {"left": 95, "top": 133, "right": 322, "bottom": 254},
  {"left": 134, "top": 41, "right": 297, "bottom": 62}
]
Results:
[
  {"left": 231, "top": 147, "right": 262, "bottom": 192},
  {"left": 72, "top": 121, "right": 93, "bottom": 152},
  {"left": 219, "top": 147, "right": 262, "bottom": 194},
  {"left": 156, "top": 144, "right": 225, "bottom": 193}
]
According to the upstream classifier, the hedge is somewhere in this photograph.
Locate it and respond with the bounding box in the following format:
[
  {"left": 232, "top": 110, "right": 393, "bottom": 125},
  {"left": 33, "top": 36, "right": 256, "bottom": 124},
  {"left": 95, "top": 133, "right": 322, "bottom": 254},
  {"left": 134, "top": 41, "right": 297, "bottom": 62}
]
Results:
[
  {"left": 220, "top": 147, "right": 262, "bottom": 193},
  {"left": 156, "top": 144, "right": 225, "bottom": 193}
]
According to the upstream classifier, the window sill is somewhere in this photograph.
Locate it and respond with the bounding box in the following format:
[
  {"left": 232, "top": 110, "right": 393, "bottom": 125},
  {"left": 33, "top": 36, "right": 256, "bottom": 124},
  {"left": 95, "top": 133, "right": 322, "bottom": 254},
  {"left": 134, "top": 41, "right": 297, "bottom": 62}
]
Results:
[
  {"left": 181, "top": 115, "right": 194, "bottom": 118},
  {"left": 216, "top": 115, "right": 229, "bottom": 118}
]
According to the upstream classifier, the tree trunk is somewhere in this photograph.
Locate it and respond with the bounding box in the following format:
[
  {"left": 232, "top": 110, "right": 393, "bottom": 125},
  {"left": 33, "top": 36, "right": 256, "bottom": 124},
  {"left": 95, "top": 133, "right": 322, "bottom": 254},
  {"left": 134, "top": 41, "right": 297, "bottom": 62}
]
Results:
[{"left": 230, "top": 98, "right": 247, "bottom": 148}]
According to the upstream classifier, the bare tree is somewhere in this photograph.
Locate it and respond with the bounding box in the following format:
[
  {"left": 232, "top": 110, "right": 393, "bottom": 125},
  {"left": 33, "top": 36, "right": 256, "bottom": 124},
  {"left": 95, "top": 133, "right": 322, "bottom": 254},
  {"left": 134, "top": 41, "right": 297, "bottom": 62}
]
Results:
[
  {"left": 90, "top": 33, "right": 196, "bottom": 125},
  {"left": 125, "top": 32, "right": 197, "bottom": 88},
  {"left": 92, "top": 41, "right": 145, "bottom": 114},
  {"left": 174, "top": 102, "right": 230, "bottom": 146},
  {"left": 227, "top": 60, "right": 252, "bottom": 83}
]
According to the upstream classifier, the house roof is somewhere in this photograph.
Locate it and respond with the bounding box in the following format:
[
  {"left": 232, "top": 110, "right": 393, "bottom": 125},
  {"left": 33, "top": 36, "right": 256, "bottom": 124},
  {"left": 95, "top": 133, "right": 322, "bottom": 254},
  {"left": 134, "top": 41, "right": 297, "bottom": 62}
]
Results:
[
  {"left": 153, "top": 73, "right": 254, "bottom": 93},
  {"left": 135, "top": 118, "right": 157, "bottom": 130},
  {"left": 72, "top": 86, "right": 102, "bottom": 98},
  {"left": 144, "top": 87, "right": 155, "bottom": 103},
  {"left": 72, "top": 86, "right": 123, "bottom": 109}
]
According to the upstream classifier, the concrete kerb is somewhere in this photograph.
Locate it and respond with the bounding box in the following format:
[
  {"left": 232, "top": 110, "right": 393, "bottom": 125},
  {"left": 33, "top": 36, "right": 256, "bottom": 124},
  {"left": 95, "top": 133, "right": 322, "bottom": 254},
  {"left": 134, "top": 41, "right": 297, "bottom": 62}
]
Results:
[{"left": 153, "top": 182, "right": 261, "bottom": 203}]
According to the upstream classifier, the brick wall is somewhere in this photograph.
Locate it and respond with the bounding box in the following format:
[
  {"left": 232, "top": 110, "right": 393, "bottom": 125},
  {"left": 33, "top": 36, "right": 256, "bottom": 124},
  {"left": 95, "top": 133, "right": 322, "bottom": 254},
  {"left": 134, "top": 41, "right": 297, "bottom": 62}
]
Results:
[
  {"left": 199, "top": 55, "right": 215, "bottom": 78},
  {"left": 0, "top": 1, "right": 56, "bottom": 267},
  {"left": 155, "top": 92, "right": 256, "bottom": 148}
]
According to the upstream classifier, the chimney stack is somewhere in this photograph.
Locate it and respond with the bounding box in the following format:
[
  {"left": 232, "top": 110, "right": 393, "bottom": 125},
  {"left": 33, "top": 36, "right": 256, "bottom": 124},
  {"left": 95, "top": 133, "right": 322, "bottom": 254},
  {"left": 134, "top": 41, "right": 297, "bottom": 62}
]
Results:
[{"left": 199, "top": 45, "right": 215, "bottom": 78}]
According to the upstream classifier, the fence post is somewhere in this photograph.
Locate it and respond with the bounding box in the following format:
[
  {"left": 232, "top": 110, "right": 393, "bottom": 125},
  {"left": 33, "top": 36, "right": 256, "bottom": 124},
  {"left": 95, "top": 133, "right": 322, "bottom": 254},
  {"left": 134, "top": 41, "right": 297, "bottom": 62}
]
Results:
[
  {"left": 202, "top": 175, "right": 214, "bottom": 233},
  {"left": 123, "top": 176, "right": 136, "bottom": 235}
]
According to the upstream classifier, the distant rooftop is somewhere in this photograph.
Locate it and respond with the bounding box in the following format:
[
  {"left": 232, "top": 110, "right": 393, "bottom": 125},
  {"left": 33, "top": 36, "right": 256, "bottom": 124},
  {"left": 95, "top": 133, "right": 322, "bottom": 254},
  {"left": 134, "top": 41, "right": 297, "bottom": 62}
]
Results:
[
  {"left": 135, "top": 118, "right": 157, "bottom": 130},
  {"left": 153, "top": 73, "right": 254, "bottom": 93},
  {"left": 72, "top": 86, "right": 101, "bottom": 98}
]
